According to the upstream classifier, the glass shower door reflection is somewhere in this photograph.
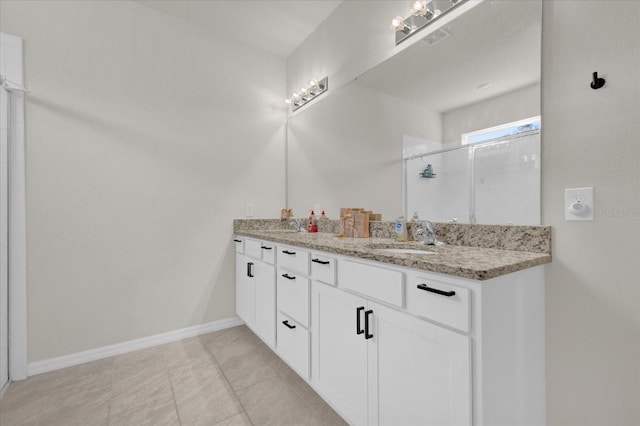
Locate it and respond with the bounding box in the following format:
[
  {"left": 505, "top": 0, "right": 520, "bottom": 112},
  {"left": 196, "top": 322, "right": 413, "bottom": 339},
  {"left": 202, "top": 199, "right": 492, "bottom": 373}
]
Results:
[{"left": 472, "top": 134, "right": 540, "bottom": 225}]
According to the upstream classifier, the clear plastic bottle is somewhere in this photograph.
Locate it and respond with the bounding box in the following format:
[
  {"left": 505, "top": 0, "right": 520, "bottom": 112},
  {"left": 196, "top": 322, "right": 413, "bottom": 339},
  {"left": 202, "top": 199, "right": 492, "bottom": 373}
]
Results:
[{"left": 395, "top": 212, "right": 408, "bottom": 242}]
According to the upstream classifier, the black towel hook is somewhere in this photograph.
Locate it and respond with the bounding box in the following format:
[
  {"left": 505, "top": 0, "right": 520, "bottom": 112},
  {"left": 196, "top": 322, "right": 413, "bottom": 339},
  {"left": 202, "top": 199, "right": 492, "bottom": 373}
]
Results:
[{"left": 590, "top": 71, "right": 605, "bottom": 89}]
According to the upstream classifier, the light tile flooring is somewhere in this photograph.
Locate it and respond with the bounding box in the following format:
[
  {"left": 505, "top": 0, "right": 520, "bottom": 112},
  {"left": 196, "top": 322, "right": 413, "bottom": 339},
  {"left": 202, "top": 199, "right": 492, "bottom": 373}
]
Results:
[{"left": 0, "top": 325, "right": 347, "bottom": 426}]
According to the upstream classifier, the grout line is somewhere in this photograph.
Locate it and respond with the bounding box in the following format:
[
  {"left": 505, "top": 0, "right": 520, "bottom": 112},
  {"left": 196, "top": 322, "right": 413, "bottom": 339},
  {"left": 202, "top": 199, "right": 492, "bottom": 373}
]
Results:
[
  {"left": 106, "top": 357, "right": 116, "bottom": 426},
  {"left": 203, "top": 330, "right": 255, "bottom": 426},
  {"left": 161, "top": 343, "right": 183, "bottom": 426}
]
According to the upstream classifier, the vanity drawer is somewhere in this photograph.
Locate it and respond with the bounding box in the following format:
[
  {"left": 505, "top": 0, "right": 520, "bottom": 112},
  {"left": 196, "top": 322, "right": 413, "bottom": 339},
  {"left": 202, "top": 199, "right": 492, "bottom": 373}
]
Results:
[
  {"left": 339, "top": 259, "right": 404, "bottom": 307},
  {"left": 278, "top": 245, "right": 310, "bottom": 275},
  {"left": 310, "top": 252, "right": 336, "bottom": 285},
  {"left": 277, "top": 312, "right": 310, "bottom": 380},
  {"left": 245, "top": 238, "right": 262, "bottom": 260},
  {"left": 277, "top": 268, "right": 310, "bottom": 327},
  {"left": 406, "top": 275, "right": 470, "bottom": 333},
  {"left": 233, "top": 236, "right": 245, "bottom": 254},
  {"left": 260, "top": 241, "right": 276, "bottom": 264}
]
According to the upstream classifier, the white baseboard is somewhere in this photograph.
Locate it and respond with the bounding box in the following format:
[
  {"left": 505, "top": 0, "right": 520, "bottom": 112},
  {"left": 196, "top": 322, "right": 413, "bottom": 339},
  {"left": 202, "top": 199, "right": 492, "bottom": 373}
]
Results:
[{"left": 27, "top": 316, "right": 244, "bottom": 377}]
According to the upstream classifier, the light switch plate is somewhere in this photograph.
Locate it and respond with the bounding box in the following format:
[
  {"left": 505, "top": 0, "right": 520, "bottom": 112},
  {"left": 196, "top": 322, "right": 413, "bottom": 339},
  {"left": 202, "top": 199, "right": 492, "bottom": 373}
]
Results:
[
  {"left": 245, "top": 203, "right": 254, "bottom": 218},
  {"left": 565, "top": 187, "right": 594, "bottom": 221}
]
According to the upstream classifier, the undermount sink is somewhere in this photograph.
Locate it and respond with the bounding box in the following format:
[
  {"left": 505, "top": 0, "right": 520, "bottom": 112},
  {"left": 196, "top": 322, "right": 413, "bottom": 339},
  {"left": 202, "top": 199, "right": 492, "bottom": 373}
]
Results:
[
  {"left": 377, "top": 248, "right": 436, "bottom": 255},
  {"left": 364, "top": 243, "right": 435, "bottom": 255}
]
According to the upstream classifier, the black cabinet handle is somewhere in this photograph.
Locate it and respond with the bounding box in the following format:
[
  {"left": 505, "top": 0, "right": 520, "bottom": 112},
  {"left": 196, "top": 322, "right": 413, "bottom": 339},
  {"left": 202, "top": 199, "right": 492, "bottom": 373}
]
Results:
[
  {"left": 356, "top": 306, "right": 365, "bottom": 335},
  {"left": 364, "top": 310, "right": 374, "bottom": 339},
  {"left": 312, "top": 258, "right": 330, "bottom": 265},
  {"left": 261, "top": 245, "right": 273, "bottom": 250},
  {"left": 247, "top": 262, "right": 254, "bottom": 278},
  {"left": 281, "top": 273, "right": 296, "bottom": 280},
  {"left": 282, "top": 250, "right": 296, "bottom": 255},
  {"left": 282, "top": 320, "right": 296, "bottom": 329},
  {"left": 417, "top": 284, "right": 456, "bottom": 297},
  {"left": 233, "top": 239, "right": 242, "bottom": 243}
]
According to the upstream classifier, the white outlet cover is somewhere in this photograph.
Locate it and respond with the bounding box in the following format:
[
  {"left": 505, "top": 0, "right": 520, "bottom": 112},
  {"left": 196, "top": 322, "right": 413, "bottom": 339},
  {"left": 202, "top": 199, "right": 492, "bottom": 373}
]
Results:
[{"left": 565, "top": 187, "right": 594, "bottom": 221}]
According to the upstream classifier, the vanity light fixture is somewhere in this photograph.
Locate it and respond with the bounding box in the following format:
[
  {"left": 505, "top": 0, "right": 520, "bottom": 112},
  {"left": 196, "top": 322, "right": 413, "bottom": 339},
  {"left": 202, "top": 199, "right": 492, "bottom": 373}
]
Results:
[
  {"left": 391, "top": 16, "right": 412, "bottom": 34},
  {"left": 285, "top": 76, "right": 328, "bottom": 111},
  {"left": 391, "top": 0, "right": 466, "bottom": 45}
]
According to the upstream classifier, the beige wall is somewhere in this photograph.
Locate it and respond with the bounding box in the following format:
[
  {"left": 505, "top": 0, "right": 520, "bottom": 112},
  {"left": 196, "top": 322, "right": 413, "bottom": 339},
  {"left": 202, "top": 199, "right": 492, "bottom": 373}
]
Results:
[
  {"left": 287, "top": 1, "right": 640, "bottom": 424},
  {"left": 0, "top": 1, "right": 286, "bottom": 362}
]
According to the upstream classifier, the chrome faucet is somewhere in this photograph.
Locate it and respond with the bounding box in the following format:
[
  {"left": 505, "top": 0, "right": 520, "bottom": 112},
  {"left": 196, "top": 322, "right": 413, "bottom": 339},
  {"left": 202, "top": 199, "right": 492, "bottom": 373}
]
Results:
[
  {"left": 290, "top": 217, "right": 307, "bottom": 233},
  {"left": 420, "top": 220, "right": 443, "bottom": 245}
]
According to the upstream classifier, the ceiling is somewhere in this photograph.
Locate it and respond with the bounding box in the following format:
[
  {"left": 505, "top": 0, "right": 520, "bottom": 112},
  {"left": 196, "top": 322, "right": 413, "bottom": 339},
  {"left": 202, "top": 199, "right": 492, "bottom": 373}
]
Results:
[{"left": 137, "top": 0, "right": 343, "bottom": 58}]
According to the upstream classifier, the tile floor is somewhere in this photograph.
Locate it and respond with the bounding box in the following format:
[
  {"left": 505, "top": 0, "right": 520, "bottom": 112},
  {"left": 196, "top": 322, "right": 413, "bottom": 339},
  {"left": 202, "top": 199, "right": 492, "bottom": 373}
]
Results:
[{"left": 0, "top": 325, "right": 348, "bottom": 426}]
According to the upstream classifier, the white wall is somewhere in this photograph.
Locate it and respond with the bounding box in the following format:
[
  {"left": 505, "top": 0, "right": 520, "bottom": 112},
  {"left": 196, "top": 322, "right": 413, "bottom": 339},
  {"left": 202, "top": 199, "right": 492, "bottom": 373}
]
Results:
[
  {"left": 288, "top": 1, "right": 640, "bottom": 424},
  {"left": 288, "top": 81, "right": 441, "bottom": 219},
  {"left": 541, "top": 2, "right": 640, "bottom": 425},
  {"left": 442, "top": 83, "right": 540, "bottom": 143},
  {"left": 0, "top": 1, "right": 286, "bottom": 362}
]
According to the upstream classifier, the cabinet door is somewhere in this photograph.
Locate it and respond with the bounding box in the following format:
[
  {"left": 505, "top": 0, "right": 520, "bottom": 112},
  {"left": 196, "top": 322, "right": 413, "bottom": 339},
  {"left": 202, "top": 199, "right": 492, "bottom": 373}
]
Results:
[
  {"left": 369, "top": 302, "right": 471, "bottom": 426},
  {"left": 253, "top": 261, "right": 276, "bottom": 348},
  {"left": 236, "top": 254, "right": 255, "bottom": 326},
  {"left": 311, "top": 282, "right": 369, "bottom": 426}
]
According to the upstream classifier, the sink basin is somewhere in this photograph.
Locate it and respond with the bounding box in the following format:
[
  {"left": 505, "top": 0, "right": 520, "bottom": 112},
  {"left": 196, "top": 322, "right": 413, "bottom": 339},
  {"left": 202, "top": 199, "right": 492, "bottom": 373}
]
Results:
[
  {"left": 258, "top": 229, "right": 300, "bottom": 234},
  {"left": 377, "top": 248, "right": 436, "bottom": 255},
  {"left": 363, "top": 243, "right": 436, "bottom": 255}
]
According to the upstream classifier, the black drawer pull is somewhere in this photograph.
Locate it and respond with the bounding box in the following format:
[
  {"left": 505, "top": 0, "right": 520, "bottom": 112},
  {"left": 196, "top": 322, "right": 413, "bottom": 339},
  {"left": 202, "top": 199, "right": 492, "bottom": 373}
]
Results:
[
  {"left": 417, "top": 284, "right": 456, "bottom": 297},
  {"left": 281, "top": 273, "right": 296, "bottom": 280},
  {"left": 282, "top": 250, "right": 296, "bottom": 255},
  {"left": 364, "top": 310, "right": 374, "bottom": 339},
  {"left": 312, "top": 258, "right": 330, "bottom": 265},
  {"left": 356, "top": 306, "right": 365, "bottom": 335},
  {"left": 282, "top": 320, "right": 296, "bottom": 329},
  {"left": 247, "top": 262, "right": 254, "bottom": 278},
  {"left": 261, "top": 246, "right": 273, "bottom": 250},
  {"left": 233, "top": 239, "right": 242, "bottom": 243}
]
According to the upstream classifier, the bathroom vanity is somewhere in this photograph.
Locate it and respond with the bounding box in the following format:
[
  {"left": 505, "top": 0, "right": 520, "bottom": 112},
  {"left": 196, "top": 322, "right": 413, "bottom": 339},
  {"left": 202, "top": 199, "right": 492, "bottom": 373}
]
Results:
[{"left": 233, "top": 222, "right": 550, "bottom": 426}]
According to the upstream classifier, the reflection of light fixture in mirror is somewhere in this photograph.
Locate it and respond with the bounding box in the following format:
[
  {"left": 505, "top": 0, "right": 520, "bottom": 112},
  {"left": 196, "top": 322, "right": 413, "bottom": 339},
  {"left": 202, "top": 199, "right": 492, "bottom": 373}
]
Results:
[
  {"left": 392, "top": 0, "right": 466, "bottom": 45},
  {"left": 476, "top": 82, "right": 492, "bottom": 91},
  {"left": 391, "top": 16, "right": 412, "bottom": 34},
  {"left": 285, "top": 77, "right": 328, "bottom": 111},
  {"left": 411, "top": 0, "right": 435, "bottom": 20}
]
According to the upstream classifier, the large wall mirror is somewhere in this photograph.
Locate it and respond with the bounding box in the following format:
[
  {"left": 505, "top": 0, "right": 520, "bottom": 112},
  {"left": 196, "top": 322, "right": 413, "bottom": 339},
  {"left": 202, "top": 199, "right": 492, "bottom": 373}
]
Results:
[{"left": 287, "top": 0, "right": 541, "bottom": 224}]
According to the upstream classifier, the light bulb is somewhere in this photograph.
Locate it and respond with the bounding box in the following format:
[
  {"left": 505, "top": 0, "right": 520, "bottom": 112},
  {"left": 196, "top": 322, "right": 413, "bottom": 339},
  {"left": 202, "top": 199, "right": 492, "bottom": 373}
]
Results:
[
  {"left": 292, "top": 92, "right": 300, "bottom": 100},
  {"left": 285, "top": 99, "right": 292, "bottom": 104},
  {"left": 391, "top": 16, "right": 409, "bottom": 32},
  {"left": 410, "top": 1, "right": 426, "bottom": 16},
  {"left": 308, "top": 79, "right": 318, "bottom": 87},
  {"left": 411, "top": 0, "right": 435, "bottom": 17}
]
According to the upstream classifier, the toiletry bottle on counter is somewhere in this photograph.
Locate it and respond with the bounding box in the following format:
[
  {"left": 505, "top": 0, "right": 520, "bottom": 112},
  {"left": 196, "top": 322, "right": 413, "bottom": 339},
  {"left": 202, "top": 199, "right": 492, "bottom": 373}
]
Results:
[
  {"left": 395, "top": 212, "right": 408, "bottom": 242},
  {"left": 319, "top": 210, "right": 328, "bottom": 232},
  {"left": 308, "top": 210, "right": 318, "bottom": 233}
]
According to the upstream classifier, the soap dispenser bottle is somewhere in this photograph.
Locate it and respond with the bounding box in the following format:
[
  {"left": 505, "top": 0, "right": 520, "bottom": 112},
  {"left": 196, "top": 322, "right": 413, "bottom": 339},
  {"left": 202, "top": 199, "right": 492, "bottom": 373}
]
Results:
[{"left": 395, "top": 212, "right": 408, "bottom": 242}]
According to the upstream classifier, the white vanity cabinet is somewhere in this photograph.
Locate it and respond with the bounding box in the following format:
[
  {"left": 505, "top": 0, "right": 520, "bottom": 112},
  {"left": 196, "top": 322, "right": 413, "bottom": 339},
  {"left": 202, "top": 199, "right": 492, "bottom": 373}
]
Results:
[
  {"left": 235, "top": 235, "right": 545, "bottom": 426},
  {"left": 311, "top": 272, "right": 471, "bottom": 426},
  {"left": 234, "top": 237, "right": 277, "bottom": 348}
]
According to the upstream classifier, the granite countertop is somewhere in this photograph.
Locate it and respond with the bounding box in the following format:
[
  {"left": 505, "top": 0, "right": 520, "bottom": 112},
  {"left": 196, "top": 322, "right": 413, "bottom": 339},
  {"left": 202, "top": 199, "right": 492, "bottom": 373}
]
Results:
[{"left": 234, "top": 229, "right": 551, "bottom": 281}]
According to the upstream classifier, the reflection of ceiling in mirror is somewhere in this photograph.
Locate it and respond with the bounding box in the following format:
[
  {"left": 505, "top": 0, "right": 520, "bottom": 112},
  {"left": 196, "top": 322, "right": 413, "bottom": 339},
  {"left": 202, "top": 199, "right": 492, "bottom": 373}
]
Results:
[{"left": 355, "top": 0, "right": 541, "bottom": 113}]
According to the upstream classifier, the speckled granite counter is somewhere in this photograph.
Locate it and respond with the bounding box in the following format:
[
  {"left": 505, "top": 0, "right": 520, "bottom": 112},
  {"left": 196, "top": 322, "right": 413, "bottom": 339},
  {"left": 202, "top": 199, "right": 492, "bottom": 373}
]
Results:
[{"left": 233, "top": 221, "right": 552, "bottom": 281}]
